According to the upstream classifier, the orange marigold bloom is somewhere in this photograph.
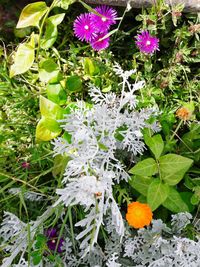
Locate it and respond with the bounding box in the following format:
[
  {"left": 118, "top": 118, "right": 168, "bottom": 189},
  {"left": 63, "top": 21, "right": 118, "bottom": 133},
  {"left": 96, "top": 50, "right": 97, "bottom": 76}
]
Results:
[
  {"left": 126, "top": 201, "right": 153, "bottom": 229},
  {"left": 176, "top": 107, "right": 191, "bottom": 121}
]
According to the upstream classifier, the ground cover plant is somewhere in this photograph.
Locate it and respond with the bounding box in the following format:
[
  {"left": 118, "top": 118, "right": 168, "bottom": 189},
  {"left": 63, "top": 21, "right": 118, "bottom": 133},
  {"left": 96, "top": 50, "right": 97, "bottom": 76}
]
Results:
[{"left": 0, "top": 0, "right": 200, "bottom": 266}]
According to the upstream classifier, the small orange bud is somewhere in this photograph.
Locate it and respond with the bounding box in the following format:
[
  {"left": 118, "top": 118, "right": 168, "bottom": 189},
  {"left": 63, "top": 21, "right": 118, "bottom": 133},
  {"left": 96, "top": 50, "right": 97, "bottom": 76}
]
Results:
[
  {"left": 126, "top": 201, "right": 153, "bottom": 229},
  {"left": 95, "top": 192, "right": 102, "bottom": 197},
  {"left": 176, "top": 107, "right": 191, "bottom": 121}
]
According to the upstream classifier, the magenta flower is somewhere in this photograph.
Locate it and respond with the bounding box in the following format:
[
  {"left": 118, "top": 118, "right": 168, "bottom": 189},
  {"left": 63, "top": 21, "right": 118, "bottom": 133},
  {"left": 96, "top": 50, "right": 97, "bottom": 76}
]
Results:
[
  {"left": 21, "top": 162, "right": 30, "bottom": 169},
  {"left": 90, "top": 33, "right": 110, "bottom": 51},
  {"left": 73, "top": 13, "right": 96, "bottom": 42},
  {"left": 135, "top": 31, "right": 159, "bottom": 54},
  {"left": 91, "top": 5, "right": 117, "bottom": 33},
  {"left": 45, "top": 228, "right": 64, "bottom": 253}
]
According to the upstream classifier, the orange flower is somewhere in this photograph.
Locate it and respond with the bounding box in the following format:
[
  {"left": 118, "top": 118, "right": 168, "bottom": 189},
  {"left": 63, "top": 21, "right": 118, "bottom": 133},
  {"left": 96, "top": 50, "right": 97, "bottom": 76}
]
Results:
[
  {"left": 176, "top": 107, "right": 191, "bottom": 121},
  {"left": 126, "top": 201, "right": 153, "bottom": 229}
]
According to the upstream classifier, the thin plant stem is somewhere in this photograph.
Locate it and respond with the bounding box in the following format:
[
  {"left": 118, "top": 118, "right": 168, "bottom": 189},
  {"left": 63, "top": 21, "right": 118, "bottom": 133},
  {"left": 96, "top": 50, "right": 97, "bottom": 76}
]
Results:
[{"left": 170, "top": 119, "right": 183, "bottom": 141}]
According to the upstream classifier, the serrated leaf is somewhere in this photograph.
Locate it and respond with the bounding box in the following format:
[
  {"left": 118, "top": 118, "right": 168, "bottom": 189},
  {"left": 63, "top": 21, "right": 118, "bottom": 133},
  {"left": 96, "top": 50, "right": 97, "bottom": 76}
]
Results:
[
  {"left": 40, "top": 95, "right": 64, "bottom": 120},
  {"left": 16, "top": 2, "right": 48, "bottom": 28},
  {"left": 129, "top": 158, "right": 158, "bottom": 177},
  {"left": 10, "top": 36, "right": 35, "bottom": 77},
  {"left": 159, "top": 154, "right": 193, "bottom": 185},
  {"left": 144, "top": 134, "right": 164, "bottom": 159},
  {"left": 147, "top": 179, "right": 169, "bottom": 211},
  {"left": 36, "top": 117, "right": 62, "bottom": 141},
  {"left": 162, "top": 187, "right": 189, "bottom": 213},
  {"left": 129, "top": 175, "right": 153, "bottom": 196}
]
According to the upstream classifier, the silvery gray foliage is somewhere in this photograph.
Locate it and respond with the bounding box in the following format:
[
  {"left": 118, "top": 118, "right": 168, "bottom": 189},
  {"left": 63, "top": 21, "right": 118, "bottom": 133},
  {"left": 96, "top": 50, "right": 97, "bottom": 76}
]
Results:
[
  {"left": 52, "top": 64, "right": 157, "bottom": 254},
  {"left": 123, "top": 214, "right": 200, "bottom": 267},
  {"left": 8, "top": 187, "right": 46, "bottom": 201},
  {"left": 106, "top": 253, "right": 121, "bottom": 267},
  {"left": 171, "top": 212, "right": 192, "bottom": 234},
  {"left": 0, "top": 207, "right": 53, "bottom": 267}
]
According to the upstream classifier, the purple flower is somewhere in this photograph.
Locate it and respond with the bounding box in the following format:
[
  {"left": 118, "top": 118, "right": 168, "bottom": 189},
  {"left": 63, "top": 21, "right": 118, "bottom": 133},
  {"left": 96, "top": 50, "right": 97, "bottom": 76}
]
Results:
[
  {"left": 91, "top": 5, "right": 117, "bottom": 33},
  {"left": 90, "top": 33, "right": 110, "bottom": 51},
  {"left": 45, "top": 228, "right": 64, "bottom": 253},
  {"left": 135, "top": 31, "right": 159, "bottom": 54},
  {"left": 21, "top": 162, "right": 30, "bottom": 169},
  {"left": 73, "top": 13, "right": 96, "bottom": 42}
]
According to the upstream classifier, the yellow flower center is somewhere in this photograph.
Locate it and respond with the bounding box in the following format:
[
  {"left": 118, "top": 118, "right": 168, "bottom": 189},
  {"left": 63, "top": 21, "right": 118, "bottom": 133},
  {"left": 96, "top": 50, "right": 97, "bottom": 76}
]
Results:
[{"left": 102, "top": 17, "right": 107, "bottom": 22}]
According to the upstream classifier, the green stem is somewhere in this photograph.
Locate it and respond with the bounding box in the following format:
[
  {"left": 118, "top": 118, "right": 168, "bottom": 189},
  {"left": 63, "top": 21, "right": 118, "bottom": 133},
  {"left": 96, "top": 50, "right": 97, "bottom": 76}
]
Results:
[
  {"left": 170, "top": 119, "right": 183, "bottom": 141},
  {"left": 36, "top": 0, "right": 59, "bottom": 61},
  {"left": 68, "top": 206, "right": 77, "bottom": 254}
]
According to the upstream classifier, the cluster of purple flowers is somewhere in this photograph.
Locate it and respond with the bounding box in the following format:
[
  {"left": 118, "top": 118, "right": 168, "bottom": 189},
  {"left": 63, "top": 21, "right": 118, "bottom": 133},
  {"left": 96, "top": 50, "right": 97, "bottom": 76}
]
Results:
[
  {"left": 73, "top": 5, "right": 159, "bottom": 54},
  {"left": 73, "top": 5, "right": 117, "bottom": 51}
]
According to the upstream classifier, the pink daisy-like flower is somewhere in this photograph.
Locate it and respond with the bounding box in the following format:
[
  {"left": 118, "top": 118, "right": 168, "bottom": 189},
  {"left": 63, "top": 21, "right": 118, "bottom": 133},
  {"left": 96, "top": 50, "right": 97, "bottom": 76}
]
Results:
[
  {"left": 90, "top": 33, "right": 110, "bottom": 51},
  {"left": 91, "top": 5, "right": 117, "bottom": 33},
  {"left": 135, "top": 31, "right": 159, "bottom": 54},
  {"left": 73, "top": 13, "right": 96, "bottom": 42}
]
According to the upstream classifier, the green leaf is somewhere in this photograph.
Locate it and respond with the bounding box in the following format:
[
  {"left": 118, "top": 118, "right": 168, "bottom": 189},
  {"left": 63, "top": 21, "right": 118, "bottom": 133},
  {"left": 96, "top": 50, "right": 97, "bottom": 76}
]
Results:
[
  {"left": 52, "top": 155, "right": 70, "bottom": 177},
  {"left": 147, "top": 179, "right": 169, "bottom": 211},
  {"left": 129, "top": 175, "right": 152, "bottom": 196},
  {"left": 36, "top": 117, "right": 62, "bottom": 141},
  {"left": 58, "top": 0, "right": 76, "bottom": 10},
  {"left": 66, "top": 75, "right": 82, "bottom": 92},
  {"left": 39, "top": 59, "right": 61, "bottom": 83},
  {"left": 144, "top": 134, "right": 164, "bottom": 159},
  {"left": 31, "top": 250, "right": 42, "bottom": 265},
  {"left": 180, "top": 192, "right": 195, "bottom": 212},
  {"left": 162, "top": 187, "right": 189, "bottom": 213},
  {"left": 16, "top": 2, "right": 48, "bottom": 28},
  {"left": 41, "top": 13, "right": 65, "bottom": 49},
  {"left": 159, "top": 154, "right": 193, "bottom": 185},
  {"left": 10, "top": 35, "right": 35, "bottom": 77},
  {"left": 47, "top": 83, "right": 67, "bottom": 105},
  {"left": 137, "top": 195, "right": 147, "bottom": 203},
  {"left": 129, "top": 158, "right": 158, "bottom": 177},
  {"left": 83, "top": 58, "right": 100, "bottom": 76},
  {"left": 40, "top": 95, "right": 64, "bottom": 120}
]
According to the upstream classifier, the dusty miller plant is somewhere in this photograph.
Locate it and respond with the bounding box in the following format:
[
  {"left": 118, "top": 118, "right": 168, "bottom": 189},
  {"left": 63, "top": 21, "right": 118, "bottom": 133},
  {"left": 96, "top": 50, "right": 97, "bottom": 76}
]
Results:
[
  {"left": 52, "top": 63, "right": 158, "bottom": 254},
  {"left": 122, "top": 212, "right": 200, "bottom": 267}
]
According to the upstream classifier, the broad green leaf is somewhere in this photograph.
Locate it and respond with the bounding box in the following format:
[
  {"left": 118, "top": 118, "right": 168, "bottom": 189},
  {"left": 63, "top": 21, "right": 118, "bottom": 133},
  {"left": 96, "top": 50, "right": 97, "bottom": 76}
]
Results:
[
  {"left": 66, "top": 75, "right": 82, "bottom": 92},
  {"left": 10, "top": 35, "right": 35, "bottom": 78},
  {"left": 36, "top": 117, "right": 62, "bottom": 141},
  {"left": 129, "top": 175, "right": 153, "bottom": 196},
  {"left": 16, "top": 2, "right": 48, "bottom": 28},
  {"left": 40, "top": 95, "right": 64, "bottom": 120},
  {"left": 162, "top": 187, "right": 189, "bottom": 213},
  {"left": 47, "top": 83, "right": 67, "bottom": 105},
  {"left": 137, "top": 195, "right": 147, "bottom": 203},
  {"left": 41, "top": 13, "right": 65, "bottom": 49},
  {"left": 129, "top": 158, "right": 158, "bottom": 177},
  {"left": 52, "top": 155, "right": 70, "bottom": 177},
  {"left": 159, "top": 154, "right": 193, "bottom": 185},
  {"left": 180, "top": 192, "right": 195, "bottom": 212},
  {"left": 147, "top": 179, "right": 169, "bottom": 211},
  {"left": 144, "top": 134, "right": 164, "bottom": 159},
  {"left": 39, "top": 59, "right": 61, "bottom": 83}
]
